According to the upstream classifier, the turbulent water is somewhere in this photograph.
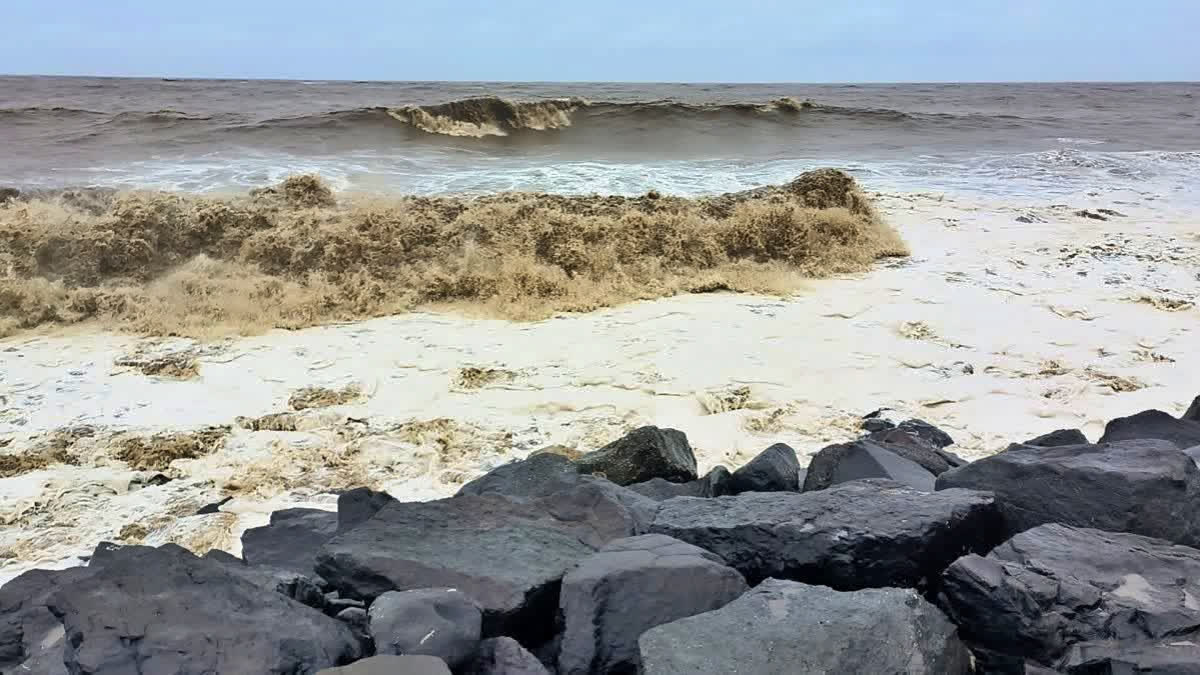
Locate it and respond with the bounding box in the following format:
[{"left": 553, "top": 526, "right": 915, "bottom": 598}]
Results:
[{"left": 2, "top": 77, "right": 1198, "bottom": 200}]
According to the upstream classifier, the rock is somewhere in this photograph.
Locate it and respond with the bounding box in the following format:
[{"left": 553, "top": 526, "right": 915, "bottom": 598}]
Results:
[
  {"left": 1024, "top": 428, "right": 1089, "bottom": 447},
  {"left": 727, "top": 443, "right": 799, "bottom": 493},
  {"left": 649, "top": 479, "right": 1001, "bottom": 589},
  {"left": 337, "top": 487, "right": 397, "bottom": 532},
  {"left": 1185, "top": 395, "right": 1200, "bottom": 422},
  {"left": 195, "top": 495, "right": 233, "bottom": 515},
  {"left": 48, "top": 543, "right": 361, "bottom": 674},
  {"left": 317, "top": 654, "right": 452, "bottom": 675},
  {"left": 935, "top": 439, "right": 1200, "bottom": 546},
  {"left": 457, "top": 453, "right": 583, "bottom": 499},
  {"left": 470, "top": 637, "right": 550, "bottom": 675},
  {"left": 866, "top": 428, "right": 954, "bottom": 474},
  {"left": 1061, "top": 637, "right": 1200, "bottom": 674},
  {"left": 896, "top": 418, "right": 955, "bottom": 448},
  {"left": 337, "top": 607, "right": 371, "bottom": 647},
  {"left": 627, "top": 466, "right": 732, "bottom": 501},
  {"left": 0, "top": 187, "right": 19, "bottom": 205},
  {"left": 558, "top": 534, "right": 747, "bottom": 675},
  {"left": 638, "top": 579, "right": 970, "bottom": 674},
  {"left": 937, "top": 449, "right": 969, "bottom": 468},
  {"left": 1187, "top": 445, "right": 1200, "bottom": 465},
  {"left": 939, "top": 523, "right": 1200, "bottom": 668},
  {"left": 317, "top": 485, "right": 645, "bottom": 642},
  {"left": 369, "top": 589, "right": 482, "bottom": 669},
  {"left": 1, "top": 567, "right": 91, "bottom": 675},
  {"left": 242, "top": 507, "right": 339, "bottom": 576},
  {"left": 861, "top": 417, "right": 895, "bottom": 433},
  {"left": 1098, "top": 409, "right": 1200, "bottom": 448},
  {"left": 802, "top": 440, "right": 936, "bottom": 492},
  {"left": 575, "top": 426, "right": 697, "bottom": 486}
]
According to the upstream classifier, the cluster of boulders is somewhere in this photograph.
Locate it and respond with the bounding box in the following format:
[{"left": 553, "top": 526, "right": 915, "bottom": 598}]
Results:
[{"left": 4, "top": 397, "right": 1200, "bottom": 674}]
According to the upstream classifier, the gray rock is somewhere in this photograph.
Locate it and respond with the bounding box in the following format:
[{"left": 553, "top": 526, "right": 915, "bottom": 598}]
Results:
[
  {"left": 575, "top": 426, "right": 697, "bottom": 486},
  {"left": 937, "top": 449, "right": 969, "bottom": 468},
  {"left": 649, "top": 479, "right": 1001, "bottom": 589},
  {"left": 802, "top": 440, "right": 936, "bottom": 492},
  {"left": 627, "top": 466, "right": 731, "bottom": 501},
  {"left": 861, "top": 417, "right": 895, "bottom": 433},
  {"left": 336, "top": 607, "right": 371, "bottom": 647},
  {"left": 337, "top": 487, "right": 397, "bottom": 532},
  {"left": 317, "top": 485, "right": 645, "bottom": 642},
  {"left": 1, "top": 567, "right": 91, "bottom": 675},
  {"left": 1099, "top": 409, "right": 1200, "bottom": 448},
  {"left": 457, "top": 453, "right": 583, "bottom": 499},
  {"left": 936, "top": 439, "right": 1200, "bottom": 546},
  {"left": 558, "top": 534, "right": 747, "bottom": 675},
  {"left": 317, "top": 654, "right": 451, "bottom": 675},
  {"left": 1024, "top": 428, "right": 1089, "bottom": 447},
  {"left": 1187, "top": 445, "right": 1200, "bottom": 465},
  {"left": 1061, "top": 636, "right": 1200, "bottom": 674},
  {"left": 48, "top": 543, "right": 361, "bottom": 674},
  {"left": 868, "top": 427, "right": 955, "bottom": 475},
  {"left": 727, "top": 443, "right": 799, "bottom": 493},
  {"left": 638, "top": 579, "right": 970, "bottom": 674},
  {"left": 897, "top": 418, "right": 955, "bottom": 448},
  {"left": 369, "top": 589, "right": 482, "bottom": 670},
  {"left": 1185, "top": 395, "right": 1200, "bottom": 422},
  {"left": 470, "top": 637, "right": 550, "bottom": 675},
  {"left": 939, "top": 523, "right": 1200, "bottom": 668},
  {"left": 242, "top": 507, "right": 339, "bottom": 576}
]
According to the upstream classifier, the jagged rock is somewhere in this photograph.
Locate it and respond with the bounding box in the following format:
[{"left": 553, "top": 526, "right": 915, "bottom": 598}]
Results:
[
  {"left": 1185, "top": 395, "right": 1200, "bottom": 422},
  {"left": 47, "top": 544, "right": 361, "bottom": 674},
  {"left": 195, "top": 495, "right": 233, "bottom": 515},
  {"left": 317, "top": 485, "right": 646, "bottom": 642},
  {"left": 458, "top": 453, "right": 584, "bottom": 498},
  {"left": 369, "top": 589, "right": 482, "bottom": 669},
  {"left": 628, "top": 466, "right": 732, "bottom": 500},
  {"left": 936, "top": 439, "right": 1200, "bottom": 546},
  {"left": 727, "top": 443, "right": 799, "bottom": 494},
  {"left": 896, "top": 419, "right": 955, "bottom": 448},
  {"left": 242, "top": 507, "right": 339, "bottom": 576},
  {"left": 470, "top": 637, "right": 550, "bottom": 675},
  {"left": 802, "top": 440, "right": 935, "bottom": 492},
  {"left": 861, "top": 417, "right": 896, "bottom": 433},
  {"left": 1098, "top": 409, "right": 1200, "bottom": 448},
  {"left": 558, "top": 534, "right": 747, "bottom": 675},
  {"left": 649, "top": 479, "right": 1001, "bottom": 589},
  {"left": 868, "top": 428, "right": 955, "bottom": 475},
  {"left": 336, "top": 607, "right": 370, "bottom": 647},
  {"left": 939, "top": 523, "right": 1200, "bottom": 668},
  {"left": 575, "top": 426, "right": 697, "bottom": 486},
  {"left": 1, "top": 567, "right": 91, "bottom": 675},
  {"left": 317, "top": 654, "right": 452, "bottom": 675},
  {"left": 337, "top": 487, "right": 397, "bottom": 532},
  {"left": 1024, "top": 428, "right": 1089, "bottom": 447},
  {"left": 1061, "top": 636, "right": 1200, "bottom": 674},
  {"left": 638, "top": 579, "right": 970, "bottom": 674},
  {"left": 937, "top": 449, "right": 969, "bottom": 468}
]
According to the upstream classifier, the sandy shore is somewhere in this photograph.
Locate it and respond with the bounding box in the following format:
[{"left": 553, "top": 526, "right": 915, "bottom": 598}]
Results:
[{"left": 1, "top": 190, "right": 1196, "bottom": 584}]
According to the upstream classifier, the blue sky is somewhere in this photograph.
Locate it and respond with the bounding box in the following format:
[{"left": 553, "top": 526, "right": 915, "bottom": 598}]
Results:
[{"left": 3, "top": 0, "right": 1197, "bottom": 82}]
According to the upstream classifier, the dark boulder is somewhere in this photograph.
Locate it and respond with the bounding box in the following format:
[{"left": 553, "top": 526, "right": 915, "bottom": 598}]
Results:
[
  {"left": 242, "top": 507, "right": 339, "bottom": 577},
  {"left": 458, "top": 453, "right": 583, "bottom": 499},
  {"left": 1061, "top": 636, "right": 1200, "bottom": 674},
  {"left": 47, "top": 544, "right": 361, "bottom": 674},
  {"left": 1, "top": 567, "right": 92, "bottom": 675},
  {"left": 939, "top": 523, "right": 1200, "bottom": 668},
  {"left": 368, "top": 589, "right": 482, "bottom": 669},
  {"left": 1024, "top": 428, "right": 1089, "bottom": 447},
  {"left": 337, "top": 487, "right": 397, "bottom": 532},
  {"left": 470, "top": 637, "right": 550, "bottom": 675},
  {"left": 1099, "top": 409, "right": 1200, "bottom": 448},
  {"left": 861, "top": 417, "right": 896, "bottom": 434},
  {"left": 336, "top": 607, "right": 370, "bottom": 647},
  {"left": 317, "top": 654, "right": 451, "bottom": 675},
  {"left": 936, "top": 439, "right": 1200, "bottom": 546},
  {"left": 727, "top": 443, "right": 799, "bottom": 494},
  {"left": 0, "top": 187, "right": 19, "bottom": 205},
  {"left": 868, "top": 428, "right": 955, "bottom": 475},
  {"left": 649, "top": 479, "right": 1001, "bottom": 589},
  {"left": 575, "top": 426, "right": 697, "bottom": 486},
  {"left": 638, "top": 579, "right": 970, "bottom": 674},
  {"left": 1185, "top": 395, "right": 1200, "bottom": 422},
  {"left": 558, "top": 534, "right": 747, "bottom": 675},
  {"left": 317, "top": 484, "right": 646, "bottom": 642},
  {"left": 896, "top": 419, "right": 955, "bottom": 448},
  {"left": 802, "top": 440, "right": 935, "bottom": 492},
  {"left": 628, "top": 466, "right": 731, "bottom": 501}
]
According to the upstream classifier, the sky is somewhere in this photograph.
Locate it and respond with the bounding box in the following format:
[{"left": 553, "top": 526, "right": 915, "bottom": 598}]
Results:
[{"left": 2, "top": 0, "right": 1198, "bottom": 82}]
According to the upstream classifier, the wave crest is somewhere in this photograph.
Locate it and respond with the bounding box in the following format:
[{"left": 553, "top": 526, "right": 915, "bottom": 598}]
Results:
[{"left": 386, "top": 96, "right": 588, "bottom": 137}]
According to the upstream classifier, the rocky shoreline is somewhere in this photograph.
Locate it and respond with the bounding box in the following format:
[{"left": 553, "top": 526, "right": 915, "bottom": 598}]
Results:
[{"left": 2, "top": 396, "right": 1199, "bottom": 673}]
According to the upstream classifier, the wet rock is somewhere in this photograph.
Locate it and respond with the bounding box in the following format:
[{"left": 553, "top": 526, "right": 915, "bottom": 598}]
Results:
[
  {"left": 895, "top": 419, "right": 955, "bottom": 448},
  {"left": 802, "top": 440, "right": 936, "bottom": 492},
  {"left": 1, "top": 567, "right": 92, "bottom": 675},
  {"left": 1185, "top": 395, "right": 1200, "bottom": 422},
  {"left": 458, "top": 452, "right": 583, "bottom": 499},
  {"left": 866, "top": 428, "right": 955, "bottom": 474},
  {"left": 649, "top": 479, "right": 1001, "bottom": 589},
  {"left": 575, "top": 426, "right": 697, "bottom": 486},
  {"left": 470, "top": 637, "right": 549, "bottom": 675},
  {"left": 195, "top": 495, "right": 232, "bottom": 515},
  {"left": 1024, "top": 428, "right": 1089, "bottom": 447},
  {"left": 369, "top": 588, "right": 482, "bottom": 669},
  {"left": 1098, "top": 409, "right": 1200, "bottom": 448},
  {"left": 1061, "top": 636, "right": 1200, "bottom": 674},
  {"left": 48, "top": 544, "right": 361, "bottom": 674},
  {"left": 242, "top": 507, "right": 339, "bottom": 577},
  {"left": 638, "top": 579, "right": 970, "bottom": 674},
  {"left": 861, "top": 417, "right": 896, "bottom": 434},
  {"left": 558, "top": 534, "right": 747, "bottom": 675},
  {"left": 627, "top": 465, "right": 731, "bottom": 500},
  {"left": 936, "top": 449, "right": 969, "bottom": 468},
  {"left": 317, "top": 485, "right": 646, "bottom": 642},
  {"left": 727, "top": 443, "right": 799, "bottom": 494},
  {"left": 336, "top": 607, "right": 370, "bottom": 647},
  {"left": 936, "top": 439, "right": 1200, "bottom": 546},
  {"left": 939, "top": 523, "right": 1200, "bottom": 668},
  {"left": 317, "top": 654, "right": 452, "bottom": 675},
  {"left": 337, "top": 487, "right": 397, "bottom": 532}
]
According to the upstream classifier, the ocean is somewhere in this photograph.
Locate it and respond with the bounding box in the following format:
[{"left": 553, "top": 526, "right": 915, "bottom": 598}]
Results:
[{"left": 2, "top": 77, "right": 1198, "bottom": 201}]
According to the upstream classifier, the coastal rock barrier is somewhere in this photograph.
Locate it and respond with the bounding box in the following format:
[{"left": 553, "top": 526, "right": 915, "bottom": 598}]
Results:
[{"left": 3, "top": 396, "right": 1200, "bottom": 673}]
